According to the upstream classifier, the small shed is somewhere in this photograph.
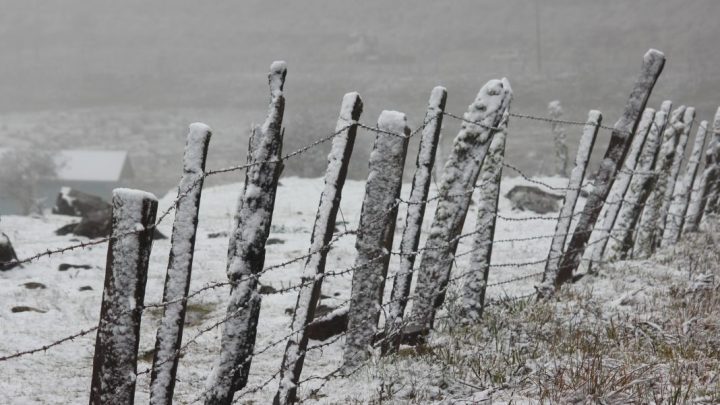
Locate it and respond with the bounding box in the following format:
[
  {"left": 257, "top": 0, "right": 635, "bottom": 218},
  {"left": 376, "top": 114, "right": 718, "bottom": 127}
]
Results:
[{"left": 0, "top": 149, "right": 134, "bottom": 215}]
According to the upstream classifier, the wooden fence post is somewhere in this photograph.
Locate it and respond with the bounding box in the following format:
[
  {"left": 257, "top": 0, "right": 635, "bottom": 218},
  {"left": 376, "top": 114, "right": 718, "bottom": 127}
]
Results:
[
  {"left": 149, "top": 124, "right": 212, "bottom": 405},
  {"left": 406, "top": 78, "right": 512, "bottom": 337},
  {"left": 89, "top": 189, "right": 158, "bottom": 405},
  {"left": 586, "top": 108, "right": 655, "bottom": 270},
  {"left": 273, "top": 92, "right": 363, "bottom": 405},
  {"left": 549, "top": 100, "right": 569, "bottom": 177},
  {"left": 343, "top": 110, "right": 410, "bottom": 369},
  {"left": 684, "top": 120, "right": 720, "bottom": 233},
  {"left": 383, "top": 86, "right": 447, "bottom": 355},
  {"left": 605, "top": 105, "right": 669, "bottom": 260},
  {"left": 204, "top": 61, "right": 286, "bottom": 405},
  {"left": 634, "top": 104, "right": 683, "bottom": 258},
  {"left": 700, "top": 107, "right": 720, "bottom": 222},
  {"left": 663, "top": 118, "right": 708, "bottom": 245},
  {"left": 554, "top": 49, "right": 665, "bottom": 288},
  {"left": 538, "top": 110, "right": 601, "bottom": 297},
  {"left": 459, "top": 111, "right": 509, "bottom": 321},
  {"left": 657, "top": 107, "right": 695, "bottom": 246}
]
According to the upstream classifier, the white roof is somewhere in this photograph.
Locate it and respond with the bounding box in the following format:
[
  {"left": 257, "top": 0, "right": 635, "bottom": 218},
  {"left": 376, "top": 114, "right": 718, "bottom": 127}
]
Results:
[{"left": 0, "top": 148, "right": 131, "bottom": 182}]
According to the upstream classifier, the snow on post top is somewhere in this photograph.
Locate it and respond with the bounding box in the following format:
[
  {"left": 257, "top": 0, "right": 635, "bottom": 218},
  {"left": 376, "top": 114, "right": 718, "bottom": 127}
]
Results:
[
  {"left": 113, "top": 188, "right": 157, "bottom": 204},
  {"left": 462, "top": 78, "right": 512, "bottom": 141},
  {"left": 340, "top": 92, "right": 363, "bottom": 122},
  {"left": 111, "top": 188, "right": 157, "bottom": 232},
  {"left": 660, "top": 100, "right": 673, "bottom": 114},
  {"left": 644, "top": 49, "right": 665, "bottom": 62},
  {"left": 684, "top": 107, "right": 696, "bottom": 125},
  {"left": 587, "top": 109, "right": 602, "bottom": 123},
  {"left": 184, "top": 123, "right": 212, "bottom": 172},
  {"left": 713, "top": 106, "right": 720, "bottom": 135},
  {"left": 378, "top": 110, "right": 408, "bottom": 136},
  {"left": 269, "top": 61, "right": 288, "bottom": 97},
  {"left": 429, "top": 86, "right": 447, "bottom": 109}
]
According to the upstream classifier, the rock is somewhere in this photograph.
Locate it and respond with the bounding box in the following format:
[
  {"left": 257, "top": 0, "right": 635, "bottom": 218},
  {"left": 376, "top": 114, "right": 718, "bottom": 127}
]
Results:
[
  {"left": 0, "top": 232, "right": 20, "bottom": 271},
  {"left": 266, "top": 237, "right": 285, "bottom": 245},
  {"left": 58, "top": 263, "right": 92, "bottom": 271},
  {"left": 79, "top": 286, "right": 93, "bottom": 291},
  {"left": 11, "top": 306, "right": 46, "bottom": 313},
  {"left": 53, "top": 187, "right": 111, "bottom": 217},
  {"left": 22, "top": 282, "right": 46, "bottom": 289},
  {"left": 72, "top": 208, "right": 112, "bottom": 238},
  {"left": 505, "top": 185, "right": 564, "bottom": 214},
  {"left": 306, "top": 306, "right": 349, "bottom": 341},
  {"left": 259, "top": 284, "right": 278, "bottom": 295},
  {"left": 207, "top": 231, "right": 228, "bottom": 239},
  {"left": 55, "top": 223, "right": 80, "bottom": 236}
]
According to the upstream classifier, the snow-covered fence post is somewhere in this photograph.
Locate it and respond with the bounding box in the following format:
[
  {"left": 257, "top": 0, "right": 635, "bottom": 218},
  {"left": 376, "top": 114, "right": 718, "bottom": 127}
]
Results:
[
  {"left": 554, "top": 49, "right": 665, "bottom": 288},
  {"left": 459, "top": 111, "right": 509, "bottom": 321},
  {"left": 273, "top": 92, "right": 363, "bottom": 405},
  {"left": 406, "top": 79, "right": 512, "bottom": 338},
  {"left": 634, "top": 104, "right": 683, "bottom": 258},
  {"left": 585, "top": 108, "right": 655, "bottom": 271},
  {"left": 538, "top": 110, "right": 601, "bottom": 297},
  {"left": 605, "top": 105, "right": 669, "bottom": 261},
  {"left": 657, "top": 107, "right": 695, "bottom": 244},
  {"left": 684, "top": 121, "right": 720, "bottom": 233},
  {"left": 383, "top": 86, "right": 447, "bottom": 355},
  {"left": 204, "top": 61, "right": 286, "bottom": 404},
  {"left": 548, "top": 100, "right": 569, "bottom": 177},
  {"left": 700, "top": 107, "right": 720, "bottom": 221},
  {"left": 663, "top": 118, "right": 707, "bottom": 245},
  {"left": 342, "top": 110, "right": 410, "bottom": 369},
  {"left": 89, "top": 189, "right": 158, "bottom": 405},
  {"left": 149, "top": 124, "right": 212, "bottom": 405}
]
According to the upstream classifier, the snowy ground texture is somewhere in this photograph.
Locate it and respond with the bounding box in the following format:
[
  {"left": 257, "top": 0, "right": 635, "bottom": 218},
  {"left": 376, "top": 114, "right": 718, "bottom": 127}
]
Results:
[{"left": 1, "top": 176, "right": 719, "bottom": 404}]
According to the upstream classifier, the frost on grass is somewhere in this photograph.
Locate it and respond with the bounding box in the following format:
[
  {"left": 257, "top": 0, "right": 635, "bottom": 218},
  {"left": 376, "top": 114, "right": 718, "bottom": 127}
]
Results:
[
  {"left": 409, "top": 78, "right": 512, "bottom": 333},
  {"left": 274, "top": 92, "right": 362, "bottom": 405},
  {"left": 150, "top": 123, "right": 211, "bottom": 405},
  {"left": 539, "top": 110, "right": 601, "bottom": 297},
  {"left": 343, "top": 110, "right": 409, "bottom": 369},
  {"left": 385, "top": 86, "right": 446, "bottom": 354}
]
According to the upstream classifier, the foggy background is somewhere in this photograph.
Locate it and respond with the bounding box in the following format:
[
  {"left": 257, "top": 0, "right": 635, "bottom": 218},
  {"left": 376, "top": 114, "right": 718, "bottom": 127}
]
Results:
[{"left": 1, "top": 0, "right": 718, "bottom": 198}]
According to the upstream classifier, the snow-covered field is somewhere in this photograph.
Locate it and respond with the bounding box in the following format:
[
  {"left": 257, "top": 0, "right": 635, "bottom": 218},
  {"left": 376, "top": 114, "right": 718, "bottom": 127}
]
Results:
[{"left": 1, "top": 175, "right": 711, "bottom": 404}]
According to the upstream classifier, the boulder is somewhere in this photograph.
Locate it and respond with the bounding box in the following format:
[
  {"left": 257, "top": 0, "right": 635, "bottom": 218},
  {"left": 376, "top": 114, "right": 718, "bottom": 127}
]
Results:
[
  {"left": 505, "top": 185, "right": 564, "bottom": 214},
  {"left": 306, "top": 306, "right": 349, "bottom": 341},
  {"left": 53, "top": 187, "right": 111, "bottom": 217},
  {"left": 72, "top": 208, "right": 112, "bottom": 239},
  {"left": 0, "top": 232, "right": 20, "bottom": 271}
]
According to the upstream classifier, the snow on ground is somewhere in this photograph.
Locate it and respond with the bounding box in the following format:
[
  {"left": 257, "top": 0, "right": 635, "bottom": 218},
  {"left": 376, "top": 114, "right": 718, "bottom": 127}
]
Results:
[{"left": 0, "top": 175, "right": 611, "bottom": 404}]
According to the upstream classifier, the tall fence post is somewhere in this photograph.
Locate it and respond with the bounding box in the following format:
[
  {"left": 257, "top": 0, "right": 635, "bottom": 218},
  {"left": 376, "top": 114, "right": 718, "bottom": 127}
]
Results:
[
  {"left": 657, "top": 107, "right": 695, "bottom": 246},
  {"left": 586, "top": 108, "right": 655, "bottom": 270},
  {"left": 273, "top": 92, "right": 363, "bottom": 405},
  {"left": 538, "top": 110, "right": 601, "bottom": 297},
  {"left": 383, "top": 86, "right": 447, "bottom": 355},
  {"left": 634, "top": 104, "right": 683, "bottom": 258},
  {"left": 459, "top": 111, "right": 509, "bottom": 321},
  {"left": 342, "top": 110, "right": 410, "bottom": 369},
  {"left": 549, "top": 100, "right": 569, "bottom": 177},
  {"left": 204, "top": 61, "right": 286, "bottom": 405},
  {"left": 149, "top": 124, "right": 212, "bottom": 405},
  {"left": 89, "top": 189, "right": 158, "bottom": 405},
  {"left": 663, "top": 119, "right": 708, "bottom": 245},
  {"left": 700, "top": 107, "right": 720, "bottom": 222},
  {"left": 605, "top": 105, "right": 669, "bottom": 260},
  {"left": 407, "top": 78, "right": 512, "bottom": 337},
  {"left": 684, "top": 120, "right": 720, "bottom": 233},
  {"left": 554, "top": 49, "right": 665, "bottom": 288}
]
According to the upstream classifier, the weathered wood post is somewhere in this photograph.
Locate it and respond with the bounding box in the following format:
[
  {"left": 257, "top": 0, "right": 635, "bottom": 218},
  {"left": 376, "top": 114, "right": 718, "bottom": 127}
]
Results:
[
  {"left": 548, "top": 100, "right": 569, "bottom": 177},
  {"left": 406, "top": 78, "right": 512, "bottom": 337},
  {"left": 700, "top": 107, "right": 720, "bottom": 222},
  {"left": 89, "top": 189, "right": 158, "bottom": 405},
  {"left": 273, "top": 92, "right": 363, "bottom": 405},
  {"left": 586, "top": 108, "right": 655, "bottom": 270},
  {"left": 634, "top": 104, "right": 683, "bottom": 258},
  {"left": 459, "top": 110, "right": 509, "bottom": 321},
  {"left": 684, "top": 120, "right": 720, "bottom": 233},
  {"left": 383, "top": 86, "right": 447, "bottom": 355},
  {"left": 605, "top": 104, "right": 669, "bottom": 260},
  {"left": 204, "top": 61, "right": 286, "bottom": 405},
  {"left": 149, "top": 123, "right": 212, "bottom": 405},
  {"left": 657, "top": 107, "right": 695, "bottom": 245},
  {"left": 538, "top": 110, "right": 601, "bottom": 297},
  {"left": 554, "top": 49, "right": 665, "bottom": 288},
  {"left": 663, "top": 119, "right": 708, "bottom": 245},
  {"left": 342, "top": 110, "right": 410, "bottom": 369}
]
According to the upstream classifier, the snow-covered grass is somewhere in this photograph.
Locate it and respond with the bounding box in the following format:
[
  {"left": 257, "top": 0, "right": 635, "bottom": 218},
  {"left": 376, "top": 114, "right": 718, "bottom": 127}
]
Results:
[{"left": 1, "top": 176, "right": 718, "bottom": 404}]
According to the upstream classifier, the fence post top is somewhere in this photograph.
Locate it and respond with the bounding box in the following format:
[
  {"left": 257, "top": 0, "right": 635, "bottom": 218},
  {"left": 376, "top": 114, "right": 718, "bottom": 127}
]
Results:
[{"left": 112, "top": 188, "right": 157, "bottom": 204}]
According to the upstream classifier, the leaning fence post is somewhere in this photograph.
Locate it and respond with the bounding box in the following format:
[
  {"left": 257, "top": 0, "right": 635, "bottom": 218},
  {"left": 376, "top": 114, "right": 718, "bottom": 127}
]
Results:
[
  {"left": 204, "top": 61, "right": 286, "bottom": 405},
  {"left": 634, "top": 104, "right": 683, "bottom": 258},
  {"left": 89, "top": 189, "right": 158, "bottom": 405},
  {"left": 538, "top": 110, "right": 601, "bottom": 297},
  {"left": 149, "top": 124, "right": 212, "bottom": 405},
  {"left": 383, "top": 86, "right": 447, "bottom": 355},
  {"left": 554, "top": 49, "right": 665, "bottom": 288},
  {"left": 657, "top": 107, "right": 695, "bottom": 245},
  {"left": 700, "top": 107, "right": 720, "bottom": 222},
  {"left": 663, "top": 118, "right": 707, "bottom": 245},
  {"left": 605, "top": 105, "right": 669, "bottom": 261},
  {"left": 342, "top": 110, "right": 410, "bottom": 369},
  {"left": 273, "top": 92, "right": 363, "bottom": 405},
  {"left": 407, "top": 78, "right": 512, "bottom": 338},
  {"left": 684, "top": 121, "right": 720, "bottom": 233},
  {"left": 586, "top": 108, "right": 655, "bottom": 270},
  {"left": 459, "top": 111, "right": 509, "bottom": 321}
]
